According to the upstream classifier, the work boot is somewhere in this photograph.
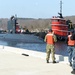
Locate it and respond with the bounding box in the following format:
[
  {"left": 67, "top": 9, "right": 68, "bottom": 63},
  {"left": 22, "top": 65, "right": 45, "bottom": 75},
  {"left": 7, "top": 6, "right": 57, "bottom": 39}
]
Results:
[
  {"left": 70, "top": 62, "right": 72, "bottom": 66},
  {"left": 71, "top": 69, "right": 75, "bottom": 74},
  {"left": 47, "top": 60, "right": 49, "bottom": 63},
  {"left": 53, "top": 61, "right": 56, "bottom": 63}
]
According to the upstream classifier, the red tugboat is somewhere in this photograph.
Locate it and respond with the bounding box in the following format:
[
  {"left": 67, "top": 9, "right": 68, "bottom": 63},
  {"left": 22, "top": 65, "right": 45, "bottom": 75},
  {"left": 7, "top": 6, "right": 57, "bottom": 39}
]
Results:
[
  {"left": 51, "top": 0, "right": 69, "bottom": 40},
  {"left": 51, "top": 14, "right": 68, "bottom": 39}
]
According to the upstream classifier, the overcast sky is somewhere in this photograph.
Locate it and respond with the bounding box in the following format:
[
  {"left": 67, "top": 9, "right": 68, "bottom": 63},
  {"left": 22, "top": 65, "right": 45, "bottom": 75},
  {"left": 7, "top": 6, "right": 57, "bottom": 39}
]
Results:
[{"left": 0, "top": 0, "right": 74, "bottom": 18}]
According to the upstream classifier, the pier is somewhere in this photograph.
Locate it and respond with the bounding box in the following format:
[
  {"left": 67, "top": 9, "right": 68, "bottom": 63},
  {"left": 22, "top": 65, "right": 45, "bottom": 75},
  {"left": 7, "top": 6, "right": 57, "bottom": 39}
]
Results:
[{"left": 0, "top": 45, "right": 72, "bottom": 75}]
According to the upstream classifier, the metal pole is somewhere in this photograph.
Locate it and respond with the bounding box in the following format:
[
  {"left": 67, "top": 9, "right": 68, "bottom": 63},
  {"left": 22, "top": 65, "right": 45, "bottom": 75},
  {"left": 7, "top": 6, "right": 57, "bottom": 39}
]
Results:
[{"left": 60, "top": 0, "right": 62, "bottom": 14}]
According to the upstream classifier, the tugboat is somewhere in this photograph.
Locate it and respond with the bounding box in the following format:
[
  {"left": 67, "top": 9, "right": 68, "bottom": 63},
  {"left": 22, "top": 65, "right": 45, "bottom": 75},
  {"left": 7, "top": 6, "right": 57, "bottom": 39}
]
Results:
[
  {"left": 51, "top": 13, "right": 68, "bottom": 40},
  {"left": 51, "top": 0, "right": 69, "bottom": 40}
]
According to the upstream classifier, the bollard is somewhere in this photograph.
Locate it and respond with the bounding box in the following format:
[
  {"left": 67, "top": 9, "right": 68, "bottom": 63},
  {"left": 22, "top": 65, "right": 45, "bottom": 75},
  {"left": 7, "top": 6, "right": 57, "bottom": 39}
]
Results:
[{"left": 59, "top": 55, "right": 64, "bottom": 61}]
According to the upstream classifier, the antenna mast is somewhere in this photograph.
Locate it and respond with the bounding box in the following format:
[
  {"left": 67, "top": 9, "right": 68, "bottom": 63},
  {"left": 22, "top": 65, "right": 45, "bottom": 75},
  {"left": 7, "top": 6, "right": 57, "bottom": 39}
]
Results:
[
  {"left": 60, "top": 0, "right": 62, "bottom": 14},
  {"left": 58, "top": 0, "right": 63, "bottom": 18}
]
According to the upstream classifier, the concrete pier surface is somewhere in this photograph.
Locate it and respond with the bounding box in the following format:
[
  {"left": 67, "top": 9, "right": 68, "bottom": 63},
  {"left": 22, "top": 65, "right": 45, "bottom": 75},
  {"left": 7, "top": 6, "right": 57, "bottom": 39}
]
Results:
[{"left": 0, "top": 45, "right": 73, "bottom": 75}]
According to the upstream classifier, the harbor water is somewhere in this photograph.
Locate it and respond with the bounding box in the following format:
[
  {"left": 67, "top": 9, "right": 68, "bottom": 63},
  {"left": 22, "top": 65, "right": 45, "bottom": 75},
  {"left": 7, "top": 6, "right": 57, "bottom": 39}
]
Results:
[{"left": 0, "top": 39, "right": 68, "bottom": 56}]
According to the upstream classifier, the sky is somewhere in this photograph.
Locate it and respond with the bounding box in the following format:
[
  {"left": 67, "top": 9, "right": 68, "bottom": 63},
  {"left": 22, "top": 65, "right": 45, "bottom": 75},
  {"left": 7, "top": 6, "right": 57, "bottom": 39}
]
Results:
[{"left": 0, "top": 0, "right": 75, "bottom": 18}]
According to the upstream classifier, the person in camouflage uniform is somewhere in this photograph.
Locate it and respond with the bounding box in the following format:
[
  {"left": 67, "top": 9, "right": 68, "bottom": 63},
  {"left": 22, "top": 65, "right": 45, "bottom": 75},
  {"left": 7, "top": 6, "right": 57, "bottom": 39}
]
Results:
[{"left": 44, "top": 29, "right": 57, "bottom": 63}]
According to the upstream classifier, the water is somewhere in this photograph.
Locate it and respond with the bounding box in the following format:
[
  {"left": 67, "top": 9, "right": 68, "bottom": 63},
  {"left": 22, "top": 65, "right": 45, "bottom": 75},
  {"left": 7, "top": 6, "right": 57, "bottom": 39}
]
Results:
[{"left": 0, "top": 39, "right": 68, "bottom": 56}]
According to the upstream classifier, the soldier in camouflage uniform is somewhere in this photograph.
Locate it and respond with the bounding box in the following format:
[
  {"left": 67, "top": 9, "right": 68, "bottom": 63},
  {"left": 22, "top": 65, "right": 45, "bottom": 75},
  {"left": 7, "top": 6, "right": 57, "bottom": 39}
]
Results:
[{"left": 44, "top": 29, "right": 57, "bottom": 63}]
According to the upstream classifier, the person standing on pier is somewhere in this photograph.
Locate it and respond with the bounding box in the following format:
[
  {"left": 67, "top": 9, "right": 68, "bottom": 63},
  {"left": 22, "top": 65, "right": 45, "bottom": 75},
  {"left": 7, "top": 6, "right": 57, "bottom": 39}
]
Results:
[
  {"left": 44, "top": 29, "right": 57, "bottom": 63},
  {"left": 66, "top": 30, "right": 75, "bottom": 74},
  {"left": 66, "top": 31, "right": 74, "bottom": 67}
]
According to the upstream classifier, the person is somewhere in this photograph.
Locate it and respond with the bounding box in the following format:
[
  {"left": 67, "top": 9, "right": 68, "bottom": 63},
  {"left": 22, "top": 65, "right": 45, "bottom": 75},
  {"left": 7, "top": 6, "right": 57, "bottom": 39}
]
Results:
[
  {"left": 71, "top": 31, "right": 75, "bottom": 74},
  {"left": 66, "top": 32, "right": 73, "bottom": 67},
  {"left": 66, "top": 30, "right": 75, "bottom": 74},
  {"left": 44, "top": 29, "right": 57, "bottom": 63}
]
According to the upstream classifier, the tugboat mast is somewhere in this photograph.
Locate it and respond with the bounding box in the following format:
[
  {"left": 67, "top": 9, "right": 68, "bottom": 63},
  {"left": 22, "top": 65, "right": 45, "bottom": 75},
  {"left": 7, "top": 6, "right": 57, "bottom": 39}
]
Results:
[
  {"left": 60, "top": 0, "right": 62, "bottom": 14},
  {"left": 58, "top": 0, "right": 63, "bottom": 18}
]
